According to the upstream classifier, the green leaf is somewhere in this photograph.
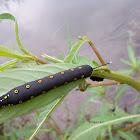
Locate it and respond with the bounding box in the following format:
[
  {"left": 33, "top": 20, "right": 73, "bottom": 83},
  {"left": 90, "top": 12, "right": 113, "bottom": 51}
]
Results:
[
  {"left": 120, "top": 59, "right": 132, "bottom": 66},
  {"left": 0, "top": 13, "right": 15, "bottom": 21},
  {"left": 107, "top": 126, "right": 113, "bottom": 140},
  {"left": 75, "top": 55, "right": 96, "bottom": 66},
  {"left": 68, "top": 114, "right": 140, "bottom": 140},
  {"left": 127, "top": 44, "right": 137, "bottom": 67},
  {"left": 0, "top": 13, "right": 35, "bottom": 57},
  {"left": 115, "top": 85, "right": 127, "bottom": 103},
  {"left": 117, "top": 130, "right": 138, "bottom": 140},
  {"left": 0, "top": 58, "right": 19, "bottom": 71},
  {"left": 64, "top": 40, "right": 86, "bottom": 63},
  {"left": 57, "top": 54, "right": 65, "bottom": 61},
  {"left": 0, "top": 45, "right": 34, "bottom": 62},
  {"left": 76, "top": 110, "right": 86, "bottom": 128},
  {"left": 10, "top": 41, "right": 18, "bottom": 53},
  {"left": 66, "top": 25, "right": 72, "bottom": 50},
  {"left": 29, "top": 96, "right": 66, "bottom": 140},
  {"left": 0, "top": 45, "right": 23, "bottom": 58},
  {"left": 62, "top": 126, "right": 73, "bottom": 140},
  {"left": 0, "top": 63, "right": 82, "bottom": 123},
  {"left": 15, "top": 21, "right": 34, "bottom": 56},
  {"left": 92, "top": 61, "right": 99, "bottom": 66},
  {"left": 65, "top": 26, "right": 77, "bottom": 64},
  {"left": 75, "top": 92, "right": 100, "bottom": 116},
  {"left": 6, "top": 126, "right": 48, "bottom": 138},
  {"left": 117, "top": 69, "right": 133, "bottom": 75}
]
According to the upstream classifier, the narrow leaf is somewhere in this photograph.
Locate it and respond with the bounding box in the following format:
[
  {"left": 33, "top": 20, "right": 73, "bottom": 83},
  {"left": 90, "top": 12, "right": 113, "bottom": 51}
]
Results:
[
  {"left": 75, "top": 92, "right": 100, "bottom": 116},
  {"left": 127, "top": 44, "right": 137, "bottom": 66},
  {"left": 0, "top": 45, "right": 34, "bottom": 61},
  {"left": 68, "top": 114, "right": 140, "bottom": 140},
  {"left": 115, "top": 85, "right": 127, "bottom": 102},
  {"left": 117, "top": 69, "right": 133, "bottom": 75},
  {"left": 29, "top": 97, "right": 64, "bottom": 140},
  {"left": 0, "top": 13, "right": 35, "bottom": 57},
  {"left": 15, "top": 20, "right": 35, "bottom": 56},
  {"left": 120, "top": 59, "right": 132, "bottom": 66},
  {"left": 64, "top": 40, "right": 86, "bottom": 63},
  {"left": 0, "top": 58, "right": 19, "bottom": 71},
  {"left": 66, "top": 25, "right": 72, "bottom": 50},
  {"left": 0, "top": 45, "right": 24, "bottom": 58},
  {"left": 75, "top": 55, "right": 95, "bottom": 66},
  {"left": 117, "top": 130, "right": 138, "bottom": 140}
]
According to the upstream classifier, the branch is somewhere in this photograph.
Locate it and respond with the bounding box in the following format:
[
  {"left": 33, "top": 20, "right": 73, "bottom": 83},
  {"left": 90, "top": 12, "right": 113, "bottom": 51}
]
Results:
[
  {"left": 122, "top": 121, "right": 140, "bottom": 132},
  {"left": 82, "top": 36, "right": 105, "bottom": 64},
  {"left": 86, "top": 81, "right": 122, "bottom": 87},
  {"left": 46, "top": 121, "right": 63, "bottom": 135},
  {"left": 34, "top": 58, "right": 47, "bottom": 64},
  {"left": 91, "top": 70, "right": 140, "bottom": 92}
]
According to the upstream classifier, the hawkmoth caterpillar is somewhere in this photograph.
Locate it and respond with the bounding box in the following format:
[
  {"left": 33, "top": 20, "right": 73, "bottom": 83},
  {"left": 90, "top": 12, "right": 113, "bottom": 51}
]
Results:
[{"left": 0, "top": 63, "right": 110, "bottom": 108}]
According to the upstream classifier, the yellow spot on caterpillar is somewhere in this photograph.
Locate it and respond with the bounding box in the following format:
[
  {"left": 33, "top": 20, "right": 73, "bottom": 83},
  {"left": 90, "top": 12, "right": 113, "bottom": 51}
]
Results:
[
  {"left": 64, "top": 82, "right": 68, "bottom": 84},
  {"left": 26, "top": 85, "right": 30, "bottom": 89},
  {"left": 81, "top": 75, "right": 84, "bottom": 78},
  {"left": 50, "top": 76, "right": 53, "bottom": 79},
  {"left": 71, "top": 69, "right": 74, "bottom": 71},
  {"left": 53, "top": 86, "right": 57, "bottom": 88},
  {"left": 74, "top": 78, "right": 77, "bottom": 81},
  {"left": 38, "top": 80, "right": 42, "bottom": 83},
  {"left": 14, "top": 90, "right": 18, "bottom": 94},
  {"left": 19, "top": 101, "right": 23, "bottom": 104},
  {"left": 4, "top": 96, "right": 7, "bottom": 99},
  {"left": 42, "top": 91, "right": 46, "bottom": 94},
  {"left": 79, "top": 67, "right": 82, "bottom": 69},
  {"left": 30, "top": 96, "right": 34, "bottom": 99},
  {"left": 61, "top": 72, "right": 64, "bottom": 74}
]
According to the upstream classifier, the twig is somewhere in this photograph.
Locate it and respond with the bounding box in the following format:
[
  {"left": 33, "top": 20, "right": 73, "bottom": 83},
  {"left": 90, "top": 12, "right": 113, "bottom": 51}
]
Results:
[
  {"left": 86, "top": 81, "right": 122, "bottom": 87},
  {"left": 34, "top": 58, "right": 47, "bottom": 64},
  {"left": 86, "top": 81, "right": 122, "bottom": 104},
  {"left": 83, "top": 36, "right": 105, "bottom": 64},
  {"left": 122, "top": 121, "right": 140, "bottom": 132},
  {"left": 46, "top": 121, "right": 63, "bottom": 135}
]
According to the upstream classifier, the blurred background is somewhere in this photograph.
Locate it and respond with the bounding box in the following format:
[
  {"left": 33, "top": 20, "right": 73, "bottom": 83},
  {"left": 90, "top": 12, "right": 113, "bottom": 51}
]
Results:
[{"left": 0, "top": 0, "right": 140, "bottom": 139}]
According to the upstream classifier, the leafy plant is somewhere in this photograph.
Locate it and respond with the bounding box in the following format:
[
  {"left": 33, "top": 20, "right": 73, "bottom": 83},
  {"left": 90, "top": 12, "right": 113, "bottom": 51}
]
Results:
[{"left": 0, "top": 13, "right": 140, "bottom": 140}]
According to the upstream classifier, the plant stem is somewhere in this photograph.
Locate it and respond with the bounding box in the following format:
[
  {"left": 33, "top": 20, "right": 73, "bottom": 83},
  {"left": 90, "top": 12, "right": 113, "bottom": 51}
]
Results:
[
  {"left": 91, "top": 70, "right": 140, "bottom": 92},
  {"left": 82, "top": 36, "right": 105, "bottom": 64},
  {"left": 86, "top": 81, "right": 122, "bottom": 87},
  {"left": 46, "top": 121, "right": 63, "bottom": 135},
  {"left": 123, "top": 121, "right": 140, "bottom": 132},
  {"left": 34, "top": 58, "right": 47, "bottom": 64}
]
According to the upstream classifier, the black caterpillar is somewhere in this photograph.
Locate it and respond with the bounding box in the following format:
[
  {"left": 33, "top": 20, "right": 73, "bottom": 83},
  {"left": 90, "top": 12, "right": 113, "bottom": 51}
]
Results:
[{"left": 0, "top": 64, "right": 106, "bottom": 108}]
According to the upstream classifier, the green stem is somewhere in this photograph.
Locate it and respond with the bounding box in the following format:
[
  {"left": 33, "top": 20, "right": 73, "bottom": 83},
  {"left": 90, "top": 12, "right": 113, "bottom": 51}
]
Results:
[{"left": 91, "top": 70, "right": 140, "bottom": 92}]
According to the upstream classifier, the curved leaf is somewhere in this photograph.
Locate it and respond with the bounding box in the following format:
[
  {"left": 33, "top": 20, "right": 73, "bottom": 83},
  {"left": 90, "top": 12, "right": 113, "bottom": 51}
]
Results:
[
  {"left": 0, "top": 58, "right": 19, "bottom": 71},
  {"left": 127, "top": 44, "right": 137, "bottom": 66},
  {"left": 0, "top": 13, "right": 35, "bottom": 57},
  {"left": 64, "top": 40, "right": 86, "bottom": 63},
  {"left": 28, "top": 95, "right": 66, "bottom": 140},
  {"left": 0, "top": 45, "right": 23, "bottom": 58},
  {"left": 117, "top": 130, "right": 138, "bottom": 140},
  {"left": 68, "top": 114, "right": 140, "bottom": 140}
]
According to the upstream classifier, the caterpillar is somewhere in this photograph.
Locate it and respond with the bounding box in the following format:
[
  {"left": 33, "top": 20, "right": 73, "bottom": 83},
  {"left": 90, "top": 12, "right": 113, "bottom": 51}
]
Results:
[{"left": 0, "top": 63, "right": 110, "bottom": 108}]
